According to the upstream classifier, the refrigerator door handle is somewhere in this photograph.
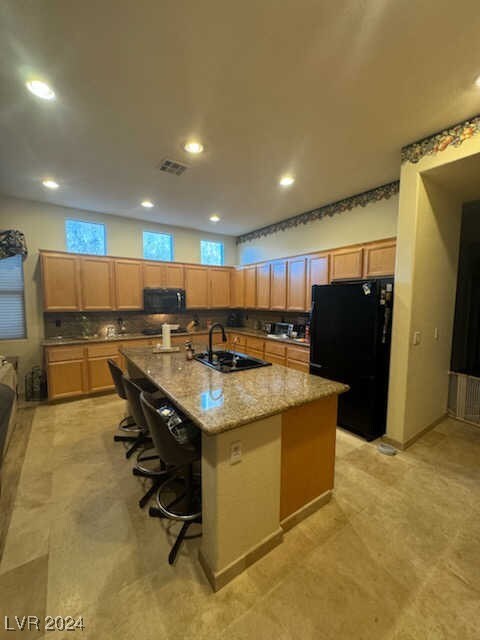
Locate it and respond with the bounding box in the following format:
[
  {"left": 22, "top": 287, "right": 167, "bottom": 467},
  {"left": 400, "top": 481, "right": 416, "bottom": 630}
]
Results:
[{"left": 310, "top": 362, "right": 323, "bottom": 370}]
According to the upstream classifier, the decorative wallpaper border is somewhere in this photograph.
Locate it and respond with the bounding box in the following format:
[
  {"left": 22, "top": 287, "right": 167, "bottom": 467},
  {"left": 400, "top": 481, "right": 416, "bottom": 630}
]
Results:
[
  {"left": 401, "top": 114, "right": 480, "bottom": 164},
  {"left": 236, "top": 181, "right": 399, "bottom": 245}
]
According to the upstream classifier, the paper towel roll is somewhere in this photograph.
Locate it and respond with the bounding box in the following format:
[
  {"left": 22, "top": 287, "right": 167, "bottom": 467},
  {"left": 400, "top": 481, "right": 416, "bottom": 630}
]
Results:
[{"left": 162, "top": 323, "right": 171, "bottom": 348}]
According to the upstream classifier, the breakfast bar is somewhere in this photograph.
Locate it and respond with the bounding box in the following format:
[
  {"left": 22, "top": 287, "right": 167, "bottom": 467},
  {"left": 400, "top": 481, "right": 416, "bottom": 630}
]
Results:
[{"left": 122, "top": 344, "right": 347, "bottom": 590}]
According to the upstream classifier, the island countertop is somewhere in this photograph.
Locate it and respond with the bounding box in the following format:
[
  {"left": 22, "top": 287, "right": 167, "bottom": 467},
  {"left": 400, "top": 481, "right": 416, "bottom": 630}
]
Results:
[{"left": 121, "top": 345, "right": 348, "bottom": 435}]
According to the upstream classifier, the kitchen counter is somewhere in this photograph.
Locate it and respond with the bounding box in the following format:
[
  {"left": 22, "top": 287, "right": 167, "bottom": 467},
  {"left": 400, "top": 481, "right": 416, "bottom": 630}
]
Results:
[
  {"left": 42, "top": 327, "right": 310, "bottom": 348},
  {"left": 121, "top": 345, "right": 345, "bottom": 435},
  {"left": 122, "top": 343, "right": 346, "bottom": 591}
]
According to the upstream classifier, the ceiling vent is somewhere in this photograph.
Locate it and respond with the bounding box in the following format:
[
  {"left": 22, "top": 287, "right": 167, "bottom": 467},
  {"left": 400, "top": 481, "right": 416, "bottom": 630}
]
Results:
[{"left": 158, "top": 158, "right": 189, "bottom": 176}]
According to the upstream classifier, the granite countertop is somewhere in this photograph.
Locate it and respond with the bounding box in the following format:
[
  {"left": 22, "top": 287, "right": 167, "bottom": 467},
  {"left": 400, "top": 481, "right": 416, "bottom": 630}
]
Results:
[
  {"left": 121, "top": 345, "right": 347, "bottom": 435},
  {"left": 41, "top": 327, "right": 310, "bottom": 348}
]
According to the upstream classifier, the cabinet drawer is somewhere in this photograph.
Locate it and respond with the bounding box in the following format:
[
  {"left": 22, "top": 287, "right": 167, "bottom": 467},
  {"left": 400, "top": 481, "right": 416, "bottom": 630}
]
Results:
[
  {"left": 87, "top": 343, "right": 120, "bottom": 358},
  {"left": 246, "top": 347, "right": 264, "bottom": 360},
  {"left": 286, "top": 345, "right": 309, "bottom": 363},
  {"left": 246, "top": 336, "right": 265, "bottom": 351},
  {"left": 287, "top": 359, "right": 309, "bottom": 373},
  {"left": 265, "top": 354, "right": 286, "bottom": 366},
  {"left": 46, "top": 345, "right": 85, "bottom": 363},
  {"left": 264, "top": 341, "right": 287, "bottom": 357}
]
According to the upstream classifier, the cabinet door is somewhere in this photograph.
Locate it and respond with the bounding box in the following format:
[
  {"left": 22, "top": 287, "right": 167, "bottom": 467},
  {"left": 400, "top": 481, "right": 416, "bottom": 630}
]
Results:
[
  {"left": 165, "top": 263, "right": 185, "bottom": 288},
  {"left": 114, "top": 260, "right": 143, "bottom": 310},
  {"left": 87, "top": 355, "right": 120, "bottom": 392},
  {"left": 185, "top": 266, "right": 209, "bottom": 308},
  {"left": 143, "top": 262, "right": 165, "bottom": 288},
  {"left": 270, "top": 261, "right": 287, "bottom": 310},
  {"left": 41, "top": 253, "right": 81, "bottom": 311},
  {"left": 231, "top": 269, "right": 245, "bottom": 308},
  {"left": 80, "top": 257, "right": 115, "bottom": 310},
  {"left": 287, "top": 258, "right": 307, "bottom": 311},
  {"left": 243, "top": 267, "right": 257, "bottom": 308},
  {"left": 209, "top": 268, "right": 231, "bottom": 308},
  {"left": 330, "top": 248, "right": 363, "bottom": 281},
  {"left": 256, "top": 264, "right": 271, "bottom": 309},
  {"left": 363, "top": 241, "right": 396, "bottom": 277},
  {"left": 307, "top": 253, "right": 329, "bottom": 303},
  {"left": 47, "top": 360, "right": 87, "bottom": 400}
]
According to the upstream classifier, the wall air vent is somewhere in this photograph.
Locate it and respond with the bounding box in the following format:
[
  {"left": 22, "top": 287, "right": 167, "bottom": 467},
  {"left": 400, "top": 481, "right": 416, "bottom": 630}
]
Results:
[{"left": 158, "top": 158, "right": 189, "bottom": 176}]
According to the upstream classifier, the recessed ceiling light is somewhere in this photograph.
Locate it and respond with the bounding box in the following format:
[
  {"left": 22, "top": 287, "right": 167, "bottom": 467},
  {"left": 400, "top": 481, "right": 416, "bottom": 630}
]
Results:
[
  {"left": 26, "top": 79, "right": 55, "bottom": 100},
  {"left": 279, "top": 175, "right": 295, "bottom": 187},
  {"left": 475, "top": 75, "right": 480, "bottom": 88},
  {"left": 184, "top": 141, "right": 204, "bottom": 154},
  {"left": 42, "top": 179, "right": 59, "bottom": 189},
  {"left": 209, "top": 214, "right": 220, "bottom": 223},
  {"left": 141, "top": 200, "right": 154, "bottom": 208}
]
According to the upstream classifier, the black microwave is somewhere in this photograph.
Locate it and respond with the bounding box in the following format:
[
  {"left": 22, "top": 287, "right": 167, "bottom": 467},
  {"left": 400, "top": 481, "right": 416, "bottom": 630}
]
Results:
[{"left": 143, "top": 288, "right": 186, "bottom": 314}]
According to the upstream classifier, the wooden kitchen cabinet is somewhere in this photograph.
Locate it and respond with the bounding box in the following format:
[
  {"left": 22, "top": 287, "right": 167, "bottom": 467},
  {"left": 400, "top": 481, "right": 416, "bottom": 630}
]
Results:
[
  {"left": 86, "top": 344, "right": 120, "bottom": 393},
  {"left": 286, "top": 345, "right": 310, "bottom": 373},
  {"left": 231, "top": 269, "right": 245, "bottom": 308},
  {"left": 46, "top": 345, "right": 87, "bottom": 400},
  {"left": 270, "top": 261, "right": 287, "bottom": 310},
  {"left": 114, "top": 259, "right": 143, "bottom": 310},
  {"left": 165, "top": 263, "right": 184, "bottom": 288},
  {"left": 307, "top": 253, "right": 329, "bottom": 291},
  {"left": 363, "top": 241, "right": 396, "bottom": 277},
  {"left": 41, "top": 252, "right": 81, "bottom": 311},
  {"left": 185, "top": 265, "right": 209, "bottom": 308},
  {"left": 256, "top": 263, "right": 271, "bottom": 309},
  {"left": 143, "top": 261, "right": 185, "bottom": 289},
  {"left": 209, "top": 268, "right": 231, "bottom": 308},
  {"left": 243, "top": 267, "right": 257, "bottom": 308},
  {"left": 80, "top": 257, "right": 115, "bottom": 310},
  {"left": 330, "top": 247, "right": 363, "bottom": 281},
  {"left": 287, "top": 257, "right": 307, "bottom": 311},
  {"left": 264, "top": 341, "right": 286, "bottom": 366}
]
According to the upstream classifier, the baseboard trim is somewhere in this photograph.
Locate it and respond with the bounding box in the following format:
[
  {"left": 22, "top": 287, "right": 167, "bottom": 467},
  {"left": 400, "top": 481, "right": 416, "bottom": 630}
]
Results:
[
  {"left": 280, "top": 490, "right": 332, "bottom": 532},
  {"left": 383, "top": 413, "right": 447, "bottom": 450},
  {"left": 198, "top": 527, "right": 284, "bottom": 592}
]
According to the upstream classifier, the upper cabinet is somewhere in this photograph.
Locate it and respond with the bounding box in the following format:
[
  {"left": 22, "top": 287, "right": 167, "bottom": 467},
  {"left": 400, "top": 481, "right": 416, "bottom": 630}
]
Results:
[
  {"left": 244, "top": 267, "right": 257, "bottom": 308},
  {"left": 209, "top": 268, "right": 231, "bottom": 308},
  {"left": 330, "top": 247, "right": 363, "bottom": 281},
  {"left": 231, "top": 269, "right": 245, "bottom": 308},
  {"left": 363, "top": 240, "right": 396, "bottom": 278},
  {"left": 185, "top": 265, "right": 209, "bottom": 308},
  {"left": 79, "top": 257, "right": 115, "bottom": 310},
  {"left": 41, "top": 252, "right": 81, "bottom": 311},
  {"left": 114, "top": 259, "right": 143, "bottom": 310},
  {"left": 287, "top": 257, "right": 307, "bottom": 312},
  {"left": 256, "top": 263, "right": 271, "bottom": 309},
  {"left": 143, "top": 262, "right": 184, "bottom": 289},
  {"left": 307, "top": 253, "right": 329, "bottom": 296},
  {"left": 270, "top": 261, "right": 287, "bottom": 310}
]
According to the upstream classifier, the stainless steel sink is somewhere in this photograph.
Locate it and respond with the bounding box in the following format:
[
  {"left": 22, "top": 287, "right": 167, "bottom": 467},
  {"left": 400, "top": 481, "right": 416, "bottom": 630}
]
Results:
[{"left": 194, "top": 350, "right": 272, "bottom": 373}]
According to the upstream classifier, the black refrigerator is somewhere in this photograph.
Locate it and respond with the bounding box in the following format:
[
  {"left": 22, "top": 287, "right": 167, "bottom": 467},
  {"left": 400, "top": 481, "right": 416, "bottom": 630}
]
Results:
[{"left": 309, "top": 278, "right": 394, "bottom": 441}]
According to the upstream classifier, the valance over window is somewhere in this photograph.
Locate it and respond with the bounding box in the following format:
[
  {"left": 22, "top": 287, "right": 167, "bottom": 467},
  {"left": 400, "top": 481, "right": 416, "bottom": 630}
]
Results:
[{"left": 0, "top": 230, "right": 28, "bottom": 260}]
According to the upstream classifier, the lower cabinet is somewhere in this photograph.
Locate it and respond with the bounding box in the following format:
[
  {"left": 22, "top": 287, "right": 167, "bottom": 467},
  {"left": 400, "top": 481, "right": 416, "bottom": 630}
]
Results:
[
  {"left": 47, "top": 360, "right": 88, "bottom": 399},
  {"left": 264, "top": 341, "right": 287, "bottom": 366},
  {"left": 286, "top": 345, "right": 310, "bottom": 372}
]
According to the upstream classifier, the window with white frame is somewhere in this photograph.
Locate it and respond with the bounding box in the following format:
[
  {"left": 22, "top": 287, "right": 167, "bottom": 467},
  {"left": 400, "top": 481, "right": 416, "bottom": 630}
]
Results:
[
  {"left": 65, "top": 219, "right": 106, "bottom": 255},
  {"left": 200, "top": 240, "right": 224, "bottom": 266},
  {"left": 0, "top": 254, "right": 26, "bottom": 339},
  {"left": 143, "top": 231, "right": 173, "bottom": 261}
]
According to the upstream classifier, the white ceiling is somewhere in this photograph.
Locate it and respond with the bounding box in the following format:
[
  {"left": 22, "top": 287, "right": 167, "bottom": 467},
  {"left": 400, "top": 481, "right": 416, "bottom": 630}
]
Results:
[{"left": 1, "top": 1, "right": 480, "bottom": 237}]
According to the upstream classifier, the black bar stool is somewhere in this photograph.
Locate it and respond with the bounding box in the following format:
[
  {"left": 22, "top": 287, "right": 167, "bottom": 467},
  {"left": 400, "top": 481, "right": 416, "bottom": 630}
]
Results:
[
  {"left": 140, "top": 391, "right": 202, "bottom": 565},
  {"left": 108, "top": 359, "right": 139, "bottom": 444}
]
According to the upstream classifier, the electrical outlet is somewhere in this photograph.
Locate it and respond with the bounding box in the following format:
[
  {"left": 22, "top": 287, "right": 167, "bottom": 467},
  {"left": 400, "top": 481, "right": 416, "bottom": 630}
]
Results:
[
  {"left": 413, "top": 331, "right": 421, "bottom": 346},
  {"left": 230, "top": 441, "right": 242, "bottom": 464},
  {"left": 434, "top": 327, "right": 439, "bottom": 340}
]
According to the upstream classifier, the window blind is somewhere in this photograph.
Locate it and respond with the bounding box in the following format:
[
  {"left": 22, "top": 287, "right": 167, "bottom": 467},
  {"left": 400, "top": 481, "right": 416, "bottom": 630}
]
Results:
[{"left": 0, "top": 254, "right": 26, "bottom": 339}]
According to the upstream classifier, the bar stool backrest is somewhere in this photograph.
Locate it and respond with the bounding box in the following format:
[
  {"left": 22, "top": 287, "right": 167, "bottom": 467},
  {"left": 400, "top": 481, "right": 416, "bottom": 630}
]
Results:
[
  {"left": 122, "top": 376, "right": 146, "bottom": 430},
  {"left": 108, "top": 359, "right": 127, "bottom": 400},
  {"left": 140, "top": 392, "right": 198, "bottom": 468}
]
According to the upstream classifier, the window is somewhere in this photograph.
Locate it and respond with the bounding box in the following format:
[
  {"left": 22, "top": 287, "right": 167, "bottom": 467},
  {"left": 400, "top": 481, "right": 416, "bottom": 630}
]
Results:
[
  {"left": 0, "top": 255, "right": 26, "bottom": 339},
  {"left": 200, "top": 240, "right": 224, "bottom": 266},
  {"left": 143, "top": 231, "right": 173, "bottom": 261},
  {"left": 65, "top": 219, "right": 106, "bottom": 255}
]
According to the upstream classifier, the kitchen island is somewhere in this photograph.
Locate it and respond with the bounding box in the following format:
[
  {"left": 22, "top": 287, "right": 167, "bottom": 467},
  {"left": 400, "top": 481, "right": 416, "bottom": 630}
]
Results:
[{"left": 122, "top": 344, "right": 347, "bottom": 590}]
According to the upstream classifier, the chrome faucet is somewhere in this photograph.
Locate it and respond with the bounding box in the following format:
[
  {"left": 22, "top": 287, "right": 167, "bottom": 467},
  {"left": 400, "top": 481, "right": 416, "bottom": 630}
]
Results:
[{"left": 208, "top": 323, "right": 227, "bottom": 362}]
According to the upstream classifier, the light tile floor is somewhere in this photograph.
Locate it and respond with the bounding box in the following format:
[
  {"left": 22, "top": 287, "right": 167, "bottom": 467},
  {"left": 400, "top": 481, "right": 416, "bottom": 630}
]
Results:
[{"left": 0, "top": 394, "right": 479, "bottom": 639}]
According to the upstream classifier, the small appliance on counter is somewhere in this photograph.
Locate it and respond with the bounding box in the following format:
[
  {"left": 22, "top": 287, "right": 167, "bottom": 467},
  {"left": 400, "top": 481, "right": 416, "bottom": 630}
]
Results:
[
  {"left": 227, "top": 311, "right": 242, "bottom": 327},
  {"left": 143, "top": 288, "right": 185, "bottom": 314},
  {"left": 272, "top": 322, "right": 294, "bottom": 338},
  {"left": 263, "top": 322, "right": 275, "bottom": 334}
]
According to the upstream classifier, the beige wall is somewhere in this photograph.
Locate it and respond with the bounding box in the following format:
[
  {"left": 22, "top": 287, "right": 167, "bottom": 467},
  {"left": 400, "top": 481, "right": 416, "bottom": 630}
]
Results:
[
  {"left": 385, "top": 140, "right": 480, "bottom": 445},
  {"left": 237, "top": 194, "right": 399, "bottom": 264},
  {"left": 0, "top": 194, "right": 236, "bottom": 391}
]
